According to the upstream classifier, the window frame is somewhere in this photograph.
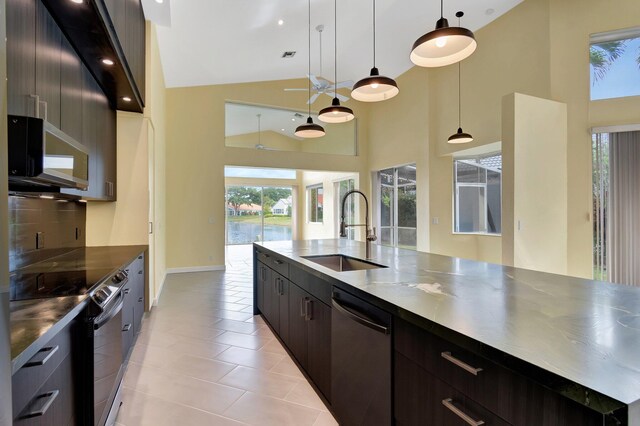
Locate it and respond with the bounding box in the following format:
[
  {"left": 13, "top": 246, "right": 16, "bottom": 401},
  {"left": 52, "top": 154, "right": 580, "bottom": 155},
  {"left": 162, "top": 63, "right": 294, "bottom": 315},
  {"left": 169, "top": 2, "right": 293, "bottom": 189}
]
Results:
[
  {"left": 307, "top": 184, "right": 324, "bottom": 224},
  {"left": 452, "top": 154, "right": 502, "bottom": 236},
  {"left": 589, "top": 27, "right": 640, "bottom": 101}
]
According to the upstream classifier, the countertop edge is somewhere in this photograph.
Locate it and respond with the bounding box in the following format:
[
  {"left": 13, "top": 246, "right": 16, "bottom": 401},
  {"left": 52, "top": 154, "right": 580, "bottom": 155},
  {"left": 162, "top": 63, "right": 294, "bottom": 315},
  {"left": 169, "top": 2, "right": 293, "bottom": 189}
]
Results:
[{"left": 253, "top": 242, "right": 632, "bottom": 414}]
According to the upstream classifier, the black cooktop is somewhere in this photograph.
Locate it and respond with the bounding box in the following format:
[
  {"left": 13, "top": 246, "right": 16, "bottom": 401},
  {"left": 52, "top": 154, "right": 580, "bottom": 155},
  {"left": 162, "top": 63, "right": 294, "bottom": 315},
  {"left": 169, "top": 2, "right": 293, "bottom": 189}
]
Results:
[{"left": 10, "top": 268, "right": 114, "bottom": 301}]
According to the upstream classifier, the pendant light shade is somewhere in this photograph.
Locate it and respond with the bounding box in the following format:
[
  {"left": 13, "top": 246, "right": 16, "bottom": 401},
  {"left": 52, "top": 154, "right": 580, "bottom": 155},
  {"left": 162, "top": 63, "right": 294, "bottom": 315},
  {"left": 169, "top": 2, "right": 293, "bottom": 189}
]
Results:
[
  {"left": 351, "top": 0, "right": 398, "bottom": 103},
  {"left": 319, "top": 98, "right": 355, "bottom": 123},
  {"left": 319, "top": 0, "right": 354, "bottom": 123},
  {"left": 411, "top": 6, "right": 477, "bottom": 67},
  {"left": 352, "top": 67, "right": 399, "bottom": 102},
  {"left": 448, "top": 127, "right": 473, "bottom": 144},
  {"left": 295, "top": 116, "right": 326, "bottom": 138},
  {"left": 298, "top": 0, "right": 325, "bottom": 138}
]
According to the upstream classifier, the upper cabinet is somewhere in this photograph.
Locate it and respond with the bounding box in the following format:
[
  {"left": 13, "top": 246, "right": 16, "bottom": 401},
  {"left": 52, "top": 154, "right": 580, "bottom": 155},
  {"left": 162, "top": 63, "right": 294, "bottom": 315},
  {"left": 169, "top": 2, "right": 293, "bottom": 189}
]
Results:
[{"left": 39, "top": 0, "right": 146, "bottom": 112}]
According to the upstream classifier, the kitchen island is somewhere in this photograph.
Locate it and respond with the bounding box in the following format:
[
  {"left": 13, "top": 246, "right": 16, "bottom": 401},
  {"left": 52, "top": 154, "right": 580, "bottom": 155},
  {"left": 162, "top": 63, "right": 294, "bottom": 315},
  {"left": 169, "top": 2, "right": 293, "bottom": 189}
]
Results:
[{"left": 254, "top": 239, "right": 640, "bottom": 425}]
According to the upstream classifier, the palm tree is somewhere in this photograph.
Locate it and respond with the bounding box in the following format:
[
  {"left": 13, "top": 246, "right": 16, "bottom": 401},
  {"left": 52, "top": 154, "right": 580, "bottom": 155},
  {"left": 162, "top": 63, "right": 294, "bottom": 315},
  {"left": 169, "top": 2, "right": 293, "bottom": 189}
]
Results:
[{"left": 590, "top": 40, "right": 627, "bottom": 82}]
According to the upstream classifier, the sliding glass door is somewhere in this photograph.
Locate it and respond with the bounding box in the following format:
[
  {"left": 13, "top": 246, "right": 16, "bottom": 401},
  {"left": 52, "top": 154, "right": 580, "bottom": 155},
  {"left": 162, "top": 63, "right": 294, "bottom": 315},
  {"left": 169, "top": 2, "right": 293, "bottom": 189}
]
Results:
[
  {"left": 225, "top": 186, "right": 293, "bottom": 245},
  {"left": 376, "top": 165, "right": 417, "bottom": 249}
]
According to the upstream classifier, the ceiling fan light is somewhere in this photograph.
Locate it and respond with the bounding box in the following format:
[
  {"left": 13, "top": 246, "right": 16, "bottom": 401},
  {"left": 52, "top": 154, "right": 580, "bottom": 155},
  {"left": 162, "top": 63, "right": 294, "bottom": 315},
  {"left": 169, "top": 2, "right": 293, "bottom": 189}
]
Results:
[
  {"left": 448, "top": 127, "right": 473, "bottom": 144},
  {"left": 411, "top": 18, "right": 477, "bottom": 67},
  {"left": 295, "top": 116, "right": 326, "bottom": 138},
  {"left": 318, "top": 98, "right": 355, "bottom": 123},
  {"left": 352, "top": 68, "right": 399, "bottom": 102}
]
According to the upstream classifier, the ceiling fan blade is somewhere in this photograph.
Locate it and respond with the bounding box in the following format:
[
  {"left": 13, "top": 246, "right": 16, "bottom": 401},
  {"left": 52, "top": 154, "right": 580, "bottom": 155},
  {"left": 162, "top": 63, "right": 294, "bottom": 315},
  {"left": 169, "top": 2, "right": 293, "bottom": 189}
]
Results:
[
  {"left": 284, "top": 88, "right": 308, "bottom": 91},
  {"left": 335, "top": 80, "right": 354, "bottom": 89},
  {"left": 307, "top": 93, "right": 320, "bottom": 104},
  {"left": 336, "top": 93, "right": 350, "bottom": 102},
  {"left": 307, "top": 74, "right": 321, "bottom": 87}
]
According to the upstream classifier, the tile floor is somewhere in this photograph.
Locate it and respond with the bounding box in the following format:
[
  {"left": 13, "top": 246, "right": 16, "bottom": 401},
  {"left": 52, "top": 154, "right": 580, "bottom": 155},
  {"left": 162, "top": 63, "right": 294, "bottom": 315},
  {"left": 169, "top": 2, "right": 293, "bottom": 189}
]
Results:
[{"left": 116, "top": 245, "right": 337, "bottom": 426}]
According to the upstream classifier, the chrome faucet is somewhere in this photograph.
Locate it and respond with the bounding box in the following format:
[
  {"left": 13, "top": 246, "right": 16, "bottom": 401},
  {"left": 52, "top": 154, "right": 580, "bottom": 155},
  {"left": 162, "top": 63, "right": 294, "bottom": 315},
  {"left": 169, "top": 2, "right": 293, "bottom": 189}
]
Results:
[{"left": 340, "top": 190, "right": 377, "bottom": 259}]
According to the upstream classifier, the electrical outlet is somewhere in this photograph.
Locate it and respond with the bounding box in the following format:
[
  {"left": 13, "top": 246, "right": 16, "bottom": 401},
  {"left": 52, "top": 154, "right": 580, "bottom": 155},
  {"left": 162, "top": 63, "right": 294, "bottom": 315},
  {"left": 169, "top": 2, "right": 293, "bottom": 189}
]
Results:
[
  {"left": 432, "top": 217, "right": 439, "bottom": 225},
  {"left": 36, "top": 232, "right": 44, "bottom": 249}
]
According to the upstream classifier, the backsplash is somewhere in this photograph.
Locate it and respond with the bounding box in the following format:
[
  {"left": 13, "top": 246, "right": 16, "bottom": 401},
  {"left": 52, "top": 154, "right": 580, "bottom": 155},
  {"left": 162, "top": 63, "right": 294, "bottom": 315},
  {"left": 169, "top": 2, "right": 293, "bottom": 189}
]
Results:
[{"left": 9, "top": 196, "right": 86, "bottom": 271}]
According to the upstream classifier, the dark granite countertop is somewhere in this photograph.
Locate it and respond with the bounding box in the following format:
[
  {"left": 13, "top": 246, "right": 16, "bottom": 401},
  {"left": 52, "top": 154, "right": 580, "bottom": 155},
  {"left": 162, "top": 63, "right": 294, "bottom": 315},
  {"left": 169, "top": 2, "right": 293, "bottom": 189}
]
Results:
[
  {"left": 10, "top": 245, "right": 147, "bottom": 374},
  {"left": 256, "top": 239, "right": 640, "bottom": 410}
]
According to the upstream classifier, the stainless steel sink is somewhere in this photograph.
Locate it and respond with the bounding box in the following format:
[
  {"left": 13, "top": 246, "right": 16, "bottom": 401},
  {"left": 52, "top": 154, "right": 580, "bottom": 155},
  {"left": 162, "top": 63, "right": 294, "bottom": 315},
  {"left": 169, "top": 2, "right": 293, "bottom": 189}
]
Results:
[{"left": 302, "top": 254, "right": 387, "bottom": 272}]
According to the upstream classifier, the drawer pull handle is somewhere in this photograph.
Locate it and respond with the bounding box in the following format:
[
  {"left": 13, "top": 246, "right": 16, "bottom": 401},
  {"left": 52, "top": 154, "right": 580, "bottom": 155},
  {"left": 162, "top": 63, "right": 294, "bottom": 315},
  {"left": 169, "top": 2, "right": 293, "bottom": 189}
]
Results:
[
  {"left": 21, "top": 390, "right": 59, "bottom": 419},
  {"left": 138, "top": 297, "right": 143, "bottom": 302},
  {"left": 138, "top": 270, "right": 143, "bottom": 274},
  {"left": 122, "top": 324, "right": 132, "bottom": 332},
  {"left": 274, "top": 259, "right": 284, "bottom": 265},
  {"left": 124, "top": 288, "right": 130, "bottom": 295},
  {"left": 441, "top": 351, "right": 483, "bottom": 375},
  {"left": 442, "top": 398, "right": 485, "bottom": 426},
  {"left": 25, "top": 346, "right": 59, "bottom": 367}
]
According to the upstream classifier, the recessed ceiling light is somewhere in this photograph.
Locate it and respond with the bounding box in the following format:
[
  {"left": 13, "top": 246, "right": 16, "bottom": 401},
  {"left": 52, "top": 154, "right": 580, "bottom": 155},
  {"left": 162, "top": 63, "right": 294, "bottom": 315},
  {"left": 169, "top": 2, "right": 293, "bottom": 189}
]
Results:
[
  {"left": 278, "top": 19, "right": 284, "bottom": 26},
  {"left": 291, "top": 118, "right": 295, "bottom": 121},
  {"left": 101, "top": 58, "right": 115, "bottom": 66},
  {"left": 70, "top": 0, "right": 83, "bottom": 3},
  {"left": 122, "top": 96, "right": 132, "bottom": 102},
  {"left": 281, "top": 128, "right": 285, "bottom": 131},
  {"left": 155, "top": 0, "right": 163, "bottom": 3},
  {"left": 78, "top": 199, "right": 87, "bottom": 203},
  {"left": 39, "top": 195, "right": 54, "bottom": 199}
]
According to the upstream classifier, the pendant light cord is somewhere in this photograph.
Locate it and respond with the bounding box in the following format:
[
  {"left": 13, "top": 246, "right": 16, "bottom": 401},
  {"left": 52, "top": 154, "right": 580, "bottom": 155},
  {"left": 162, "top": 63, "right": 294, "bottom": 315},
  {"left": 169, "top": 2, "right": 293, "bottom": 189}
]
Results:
[
  {"left": 372, "top": 0, "right": 376, "bottom": 67},
  {"left": 457, "top": 13, "right": 461, "bottom": 127},
  {"left": 334, "top": 0, "right": 337, "bottom": 94},
  {"left": 308, "top": 0, "right": 311, "bottom": 117},
  {"left": 441, "top": 0, "right": 443, "bottom": 19}
]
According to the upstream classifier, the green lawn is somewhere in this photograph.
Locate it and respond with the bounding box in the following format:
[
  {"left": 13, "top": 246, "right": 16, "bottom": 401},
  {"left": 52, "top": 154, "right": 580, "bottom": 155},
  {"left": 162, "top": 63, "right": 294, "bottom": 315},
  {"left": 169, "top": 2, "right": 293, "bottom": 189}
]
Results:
[{"left": 227, "top": 215, "right": 292, "bottom": 226}]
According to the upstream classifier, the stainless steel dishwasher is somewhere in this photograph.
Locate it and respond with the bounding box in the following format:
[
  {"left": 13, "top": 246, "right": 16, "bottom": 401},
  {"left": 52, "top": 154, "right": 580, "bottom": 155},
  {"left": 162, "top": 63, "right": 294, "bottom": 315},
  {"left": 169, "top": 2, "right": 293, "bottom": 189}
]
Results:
[{"left": 331, "top": 287, "right": 392, "bottom": 426}]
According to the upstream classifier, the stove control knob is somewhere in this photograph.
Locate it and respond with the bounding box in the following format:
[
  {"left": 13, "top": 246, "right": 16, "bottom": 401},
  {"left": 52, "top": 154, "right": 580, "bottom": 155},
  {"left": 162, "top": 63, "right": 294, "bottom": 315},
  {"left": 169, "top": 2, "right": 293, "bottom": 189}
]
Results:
[{"left": 113, "top": 272, "right": 127, "bottom": 283}]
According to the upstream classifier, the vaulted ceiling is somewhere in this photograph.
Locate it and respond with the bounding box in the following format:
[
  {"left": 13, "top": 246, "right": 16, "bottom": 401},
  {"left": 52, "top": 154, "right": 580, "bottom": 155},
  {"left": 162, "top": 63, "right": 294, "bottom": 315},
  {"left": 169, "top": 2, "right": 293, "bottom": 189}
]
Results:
[{"left": 151, "top": 0, "right": 523, "bottom": 88}]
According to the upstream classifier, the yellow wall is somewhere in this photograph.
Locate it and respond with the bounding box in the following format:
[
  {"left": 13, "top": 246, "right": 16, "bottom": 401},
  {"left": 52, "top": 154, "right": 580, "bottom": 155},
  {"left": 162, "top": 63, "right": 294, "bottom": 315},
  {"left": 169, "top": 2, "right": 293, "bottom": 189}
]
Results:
[
  {"left": 502, "top": 93, "right": 568, "bottom": 274},
  {"left": 166, "top": 80, "right": 370, "bottom": 269},
  {"left": 226, "top": 131, "right": 301, "bottom": 152}
]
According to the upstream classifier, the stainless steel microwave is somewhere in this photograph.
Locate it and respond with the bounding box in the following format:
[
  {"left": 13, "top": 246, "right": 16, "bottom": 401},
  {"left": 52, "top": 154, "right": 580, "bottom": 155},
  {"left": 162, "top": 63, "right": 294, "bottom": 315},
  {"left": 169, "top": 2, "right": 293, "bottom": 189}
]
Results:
[{"left": 8, "top": 115, "right": 89, "bottom": 189}]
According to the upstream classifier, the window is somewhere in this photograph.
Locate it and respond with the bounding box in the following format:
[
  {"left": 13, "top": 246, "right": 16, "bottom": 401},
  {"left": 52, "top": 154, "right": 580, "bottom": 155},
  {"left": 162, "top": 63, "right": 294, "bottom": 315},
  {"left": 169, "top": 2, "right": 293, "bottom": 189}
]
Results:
[
  {"left": 376, "top": 165, "right": 417, "bottom": 249},
  {"left": 590, "top": 28, "right": 640, "bottom": 101},
  {"left": 335, "top": 178, "right": 356, "bottom": 239},
  {"left": 308, "top": 185, "right": 323, "bottom": 223},
  {"left": 453, "top": 154, "right": 501, "bottom": 234}
]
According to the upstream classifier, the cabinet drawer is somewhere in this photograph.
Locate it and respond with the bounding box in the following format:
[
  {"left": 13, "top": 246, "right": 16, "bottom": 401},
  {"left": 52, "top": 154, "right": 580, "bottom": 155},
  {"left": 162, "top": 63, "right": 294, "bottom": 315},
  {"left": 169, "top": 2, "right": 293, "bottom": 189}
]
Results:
[
  {"left": 290, "top": 265, "right": 331, "bottom": 305},
  {"left": 395, "top": 351, "right": 511, "bottom": 426},
  {"left": 256, "top": 250, "right": 289, "bottom": 278},
  {"left": 12, "top": 321, "right": 74, "bottom": 416},
  {"left": 14, "top": 352, "right": 75, "bottom": 426}
]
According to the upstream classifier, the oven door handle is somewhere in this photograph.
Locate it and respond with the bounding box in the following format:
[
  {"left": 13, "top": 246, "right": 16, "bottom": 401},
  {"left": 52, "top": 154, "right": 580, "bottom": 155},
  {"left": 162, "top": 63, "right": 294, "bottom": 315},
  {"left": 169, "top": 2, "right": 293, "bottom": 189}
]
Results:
[{"left": 94, "top": 295, "right": 124, "bottom": 330}]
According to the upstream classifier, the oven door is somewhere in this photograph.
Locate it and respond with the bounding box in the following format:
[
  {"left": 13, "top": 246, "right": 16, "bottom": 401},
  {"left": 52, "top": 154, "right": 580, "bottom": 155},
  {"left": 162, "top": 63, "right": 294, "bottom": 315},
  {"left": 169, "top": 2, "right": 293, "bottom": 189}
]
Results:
[{"left": 93, "top": 292, "right": 124, "bottom": 426}]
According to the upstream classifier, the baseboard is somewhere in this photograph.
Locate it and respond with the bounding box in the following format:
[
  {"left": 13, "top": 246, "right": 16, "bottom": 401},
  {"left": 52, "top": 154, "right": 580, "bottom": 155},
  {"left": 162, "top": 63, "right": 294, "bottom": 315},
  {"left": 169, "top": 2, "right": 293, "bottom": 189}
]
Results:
[
  {"left": 153, "top": 272, "right": 167, "bottom": 307},
  {"left": 165, "top": 265, "right": 226, "bottom": 274}
]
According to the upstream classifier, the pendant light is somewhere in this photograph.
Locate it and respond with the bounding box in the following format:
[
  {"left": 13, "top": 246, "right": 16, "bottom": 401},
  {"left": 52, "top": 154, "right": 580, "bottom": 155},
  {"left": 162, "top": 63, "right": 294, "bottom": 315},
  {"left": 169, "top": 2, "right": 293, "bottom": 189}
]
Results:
[
  {"left": 410, "top": 2, "right": 477, "bottom": 68},
  {"left": 448, "top": 13, "right": 473, "bottom": 144},
  {"left": 318, "top": 0, "right": 354, "bottom": 123},
  {"left": 351, "top": 0, "right": 399, "bottom": 102},
  {"left": 295, "top": 0, "right": 326, "bottom": 138}
]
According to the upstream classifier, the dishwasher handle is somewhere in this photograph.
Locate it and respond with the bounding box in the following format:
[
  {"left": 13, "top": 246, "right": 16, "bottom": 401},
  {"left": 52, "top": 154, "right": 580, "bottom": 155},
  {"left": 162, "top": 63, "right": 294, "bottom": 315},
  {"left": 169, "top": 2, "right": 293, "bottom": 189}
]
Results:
[{"left": 332, "top": 298, "right": 390, "bottom": 335}]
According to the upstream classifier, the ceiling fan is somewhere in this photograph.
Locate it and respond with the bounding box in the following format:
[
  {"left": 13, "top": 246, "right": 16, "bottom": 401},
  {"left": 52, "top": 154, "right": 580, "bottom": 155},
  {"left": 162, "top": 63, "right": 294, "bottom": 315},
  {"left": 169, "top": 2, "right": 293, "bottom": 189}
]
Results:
[
  {"left": 285, "top": 25, "right": 353, "bottom": 105},
  {"left": 254, "top": 114, "right": 277, "bottom": 151}
]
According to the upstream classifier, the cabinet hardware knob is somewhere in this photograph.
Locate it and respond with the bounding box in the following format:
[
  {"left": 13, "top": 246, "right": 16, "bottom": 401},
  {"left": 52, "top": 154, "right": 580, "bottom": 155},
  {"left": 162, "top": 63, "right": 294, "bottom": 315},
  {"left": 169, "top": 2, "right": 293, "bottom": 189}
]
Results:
[
  {"left": 442, "top": 398, "right": 485, "bottom": 425},
  {"left": 441, "top": 352, "right": 483, "bottom": 375},
  {"left": 122, "top": 324, "right": 132, "bottom": 332}
]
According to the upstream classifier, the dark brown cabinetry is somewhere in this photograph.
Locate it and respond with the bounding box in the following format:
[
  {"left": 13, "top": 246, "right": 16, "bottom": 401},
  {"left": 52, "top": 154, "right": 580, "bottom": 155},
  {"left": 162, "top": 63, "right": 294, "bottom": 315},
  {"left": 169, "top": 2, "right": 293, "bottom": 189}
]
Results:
[
  {"left": 12, "top": 318, "right": 79, "bottom": 425},
  {"left": 35, "top": 0, "right": 61, "bottom": 129},
  {"left": 122, "top": 254, "right": 145, "bottom": 359},
  {"left": 6, "top": 0, "right": 36, "bottom": 117},
  {"left": 60, "top": 37, "right": 84, "bottom": 142},
  {"left": 394, "top": 318, "right": 604, "bottom": 426}
]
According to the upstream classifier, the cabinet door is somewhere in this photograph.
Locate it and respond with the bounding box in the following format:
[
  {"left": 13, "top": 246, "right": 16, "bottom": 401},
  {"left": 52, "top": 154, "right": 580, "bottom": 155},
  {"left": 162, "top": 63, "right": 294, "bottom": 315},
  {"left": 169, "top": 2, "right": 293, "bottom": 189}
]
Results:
[
  {"left": 121, "top": 281, "right": 134, "bottom": 359},
  {"left": 6, "top": 0, "right": 36, "bottom": 117},
  {"left": 134, "top": 265, "right": 145, "bottom": 334},
  {"left": 256, "top": 262, "right": 268, "bottom": 313},
  {"left": 99, "top": 94, "right": 117, "bottom": 200},
  {"left": 267, "top": 273, "right": 281, "bottom": 332},
  {"left": 277, "top": 278, "right": 289, "bottom": 346},
  {"left": 35, "top": 1, "right": 61, "bottom": 127},
  {"left": 60, "top": 37, "right": 83, "bottom": 142},
  {"left": 306, "top": 297, "right": 331, "bottom": 402},
  {"left": 103, "top": 0, "right": 126, "bottom": 47},
  {"left": 288, "top": 283, "right": 308, "bottom": 368}
]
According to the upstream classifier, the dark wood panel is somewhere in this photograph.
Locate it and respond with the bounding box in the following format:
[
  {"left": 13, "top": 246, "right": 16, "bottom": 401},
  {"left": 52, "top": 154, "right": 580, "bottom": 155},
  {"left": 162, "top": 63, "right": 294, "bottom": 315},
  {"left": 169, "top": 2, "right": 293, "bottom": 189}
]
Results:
[
  {"left": 121, "top": 280, "right": 134, "bottom": 360},
  {"left": 35, "top": 0, "right": 62, "bottom": 127},
  {"left": 306, "top": 297, "right": 331, "bottom": 403},
  {"left": 278, "top": 278, "right": 290, "bottom": 346},
  {"left": 256, "top": 262, "right": 267, "bottom": 313},
  {"left": 60, "top": 37, "right": 83, "bottom": 142},
  {"left": 6, "top": 0, "right": 36, "bottom": 117},
  {"left": 290, "top": 265, "right": 332, "bottom": 305},
  {"left": 288, "top": 283, "right": 308, "bottom": 368}
]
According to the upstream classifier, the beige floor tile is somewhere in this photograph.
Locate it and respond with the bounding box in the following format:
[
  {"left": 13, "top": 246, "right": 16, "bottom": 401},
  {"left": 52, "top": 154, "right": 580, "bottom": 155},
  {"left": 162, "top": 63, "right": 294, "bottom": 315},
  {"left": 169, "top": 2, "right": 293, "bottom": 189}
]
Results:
[
  {"left": 313, "top": 411, "right": 339, "bottom": 426},
  {"left": 223, "top": 392, "right": 321, "bottom": 426},
  {"left": 259, "top": 338, "right": 288, "bottom": 355},
  {"left": 116, "top": 387, "right": 246, "bottom": 426},
  {"left": 251, "top": 327, "right": 275, "bottom": 338},
  {"left": 218, "top": 366, "right": 300, "bottom": 398},
  {"left": 216, "top": 346, "right": 285, "bottom": 370},
  {"left": 284, "top": 381, "right": 328, "bottom": 411},
  {"left": 270, "top": 357, "right": 305, "bottom": 379},
  {"left": 123, "top": 363, "right": 245, "bottom": 415},
  {"left": 211, "top": 309, "right": 255, "bottom": 322},
  {"left": 134, "top": 330, "right": 185, "bottom": 349},
  {"left": 128, "top": 342, "right": 182, "bottom": 369},
  {"left": 167, "top": 353, "right": 237, "bottom": 382},
  {"left": 214, "top": 331, "right": 272, "bottom": 350},
  {"left": 166, "top": 336, "right": 230, "bottom": 360},
  {"left": 165, "top": 323, "right": 227, "bottom": 341},
  {"left": 214, "top": 319, "right": 265, "bottom": 335},
  {"left": 244, "top": 315, "right": 266, "bottom": 324}
]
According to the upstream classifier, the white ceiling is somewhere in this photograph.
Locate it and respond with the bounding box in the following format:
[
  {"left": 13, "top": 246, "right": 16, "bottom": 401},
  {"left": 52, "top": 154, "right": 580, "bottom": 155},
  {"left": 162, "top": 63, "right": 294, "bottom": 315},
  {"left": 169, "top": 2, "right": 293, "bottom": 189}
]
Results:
[{"left": 154, "top": 0, "right": 523, "bottom": 88}]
